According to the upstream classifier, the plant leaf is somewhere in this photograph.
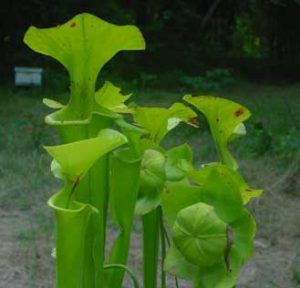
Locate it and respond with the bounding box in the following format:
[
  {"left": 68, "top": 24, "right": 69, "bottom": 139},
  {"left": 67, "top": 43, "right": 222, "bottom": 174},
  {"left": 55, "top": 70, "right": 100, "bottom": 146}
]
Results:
[
  {"left": 188, "top": 164, "right": 245, "bottom": 223},
  {"left": 163, "top": 164, "right": 245, "bottom": 226},
  {"left": 164, "top": 243, "right": 200, "bottom": 280},
  {"left": 44, "top": 129, "right": 127, "bottom": 181},
  {"left": 231, "top": 210, "right": 256, "bottom": 263},
  {"left": 136, "top": 149, "right": 165, "bottom": 215},
  {"left": 107, "top": 148, "right": 141, "bottom": 287},
  {"left": 95, "top": 81, "right": 133, "bottom": 113},
  {"left": 46, "top": 129, "right": 127, "bottom": 288},
  {"left": 193, "top": 248, "right": 242, "bottom": 288},
  {"left": 162, "top": 164, "right": 257, "bottom": 287},
  {"left": 43, "top": 98, "right": 65, "bottom": 109},
  {"left": 189, "top": 163, "right": 263, "bottom": 204},
  {"left": 184, "top": 95, "right": 251, "bottom": 170},
  {"left": 48, "top": 188, "right": 98, "bottom": 288},
  {"left": 173, "top": 203, "right": 227, "bottom": 267},
  {"left": 164, "top": 240, "right": 242, "bottom": 288},
  {"left": 133, "top": 102, "right": 198, "bottom": 143},
  {"left": 162, "top": 181, "right": 202, "bottom": 227},
  {"left": 24, "top": 13, "right": 145, "bottom": 122},
  {"left": 165, "top": 144, "right": 193, "bottom": 181},
  {"left": 115, "top": 118, "right": 148, "bottom": 158},
  {"left": 24, "top": 13, "right": 145, "bottom": 80}
]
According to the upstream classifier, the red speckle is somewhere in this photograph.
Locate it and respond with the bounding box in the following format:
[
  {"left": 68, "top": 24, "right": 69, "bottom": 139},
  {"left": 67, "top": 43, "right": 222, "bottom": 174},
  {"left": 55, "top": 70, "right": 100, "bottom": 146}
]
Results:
[
  {"left": 70, "top": 22, "right": 76, "bottom": 28},
  {"left": 70, "top": 176, "right": 80, "bottom": 186},
  {"left": 234, "top": 108, "right": 244, "bottom": 117},
  {"left": 188, "top": 116, "right": 199, "bottom": 126}
]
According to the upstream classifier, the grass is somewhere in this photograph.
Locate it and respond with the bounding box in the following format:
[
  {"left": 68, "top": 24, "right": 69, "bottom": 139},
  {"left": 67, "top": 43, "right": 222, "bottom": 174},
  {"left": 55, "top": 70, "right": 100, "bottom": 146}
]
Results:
[{"left": 0, "top": 80, "right": 299, "bottom": 287}]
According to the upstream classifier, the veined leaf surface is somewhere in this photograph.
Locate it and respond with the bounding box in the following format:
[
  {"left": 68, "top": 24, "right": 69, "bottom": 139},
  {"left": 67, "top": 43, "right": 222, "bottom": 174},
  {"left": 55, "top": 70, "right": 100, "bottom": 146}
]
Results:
[
  {"left": 184, "top": 95, "right": 251, "bottom": 170},
  {"left": 24, "top": 13, "right": 145, "bottom": 123},
  {"left": 134, "top": 102, "right": 198, "bottom": 143}
]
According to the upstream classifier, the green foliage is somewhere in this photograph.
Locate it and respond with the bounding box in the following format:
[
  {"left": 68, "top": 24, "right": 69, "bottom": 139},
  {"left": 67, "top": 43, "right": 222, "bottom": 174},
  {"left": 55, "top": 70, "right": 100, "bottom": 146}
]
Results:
[
  {"left": 292, "top": 255, "right": 300, "bottom": 285},
  {"left": 95, "top": 81, "right": 133, "bottom": 114},
  {"left": 241, "top": 121, "right": 272, "bottom": 156},
  {"left": 237, "top": 122, "right": 299, "bottom": 160},
  {"left": 136, "top": 149, "right": 165, "bottom": 215},
  {"left": 133, "top": 103, "right": 198, "bottom": 143},
  {"left": 181, "top": 69, "right": 235, "bottom": 92},
  {"left": 165, "top": 144, "right": 193, "bottom": 181},
  {"left": 24, "top": 13, "right": 145, "bottom": 124},
  {"left": 106, "top": 148, "right": 141, "bottom": 287},
  {"left": 272, "top": 128, "right": 300, "bottom": 159},
  {"left": 162, "top": 164, "right": 256, "bottom": 287},
  {"left": 24, "top": 13, "right": 263, "bottom": 288},
  {"left": 46, "top": 131, "right": 127, "bottom": 288},
  {"left": 232, "top": 15, "right": 261, "bottom": 58},
  {"left": 133, "top": 69, "right": 235, "bottom": 92},
  {"left": 183, "top": 95, "right": 251, "bottom": 170},
  {"left": 172, "top": 203, "right": 227, "bottom": 267}
]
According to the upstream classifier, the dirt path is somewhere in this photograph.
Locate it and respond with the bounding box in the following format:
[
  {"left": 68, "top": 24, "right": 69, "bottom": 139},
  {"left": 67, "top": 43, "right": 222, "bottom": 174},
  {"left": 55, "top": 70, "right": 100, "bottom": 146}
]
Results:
[
  {"left": 0, "top": 210, "right": 30, "bottom": 288},
  {"left": 239, "top": 238, "right": 300, "bottom": 287},
  {"left": 0, "top": 209, "right": 54, "bottom": 288}
]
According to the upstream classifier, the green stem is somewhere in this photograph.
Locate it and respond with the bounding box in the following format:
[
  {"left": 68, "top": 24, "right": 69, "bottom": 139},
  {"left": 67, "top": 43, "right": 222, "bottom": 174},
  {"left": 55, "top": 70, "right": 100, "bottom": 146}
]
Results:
[
  {"left": 163, "top": 225, "right": 170, "bottom": 246},
  {"left": 106, "top": 148, "right": 141, "bottom": 288},
  {"left": 88, "top": 115, "right": 115, "bottom": 286},
  {"left": 104, "top": 264, "right": 140, "bottom": 288},
  {"left": 163, "top": 222, "right": 179, "bottom": 288},
  {"left": 49, "top": 189, "right": 96, "bottom": 288},
  {"left": 175, "top": 277, "right": 180, "bottom": 288},
  {"left": 56, "top": 115, "right": 114, "bottom": 287},
  {"left": 159, "top": 207, "right": 166, "bottom": 288},
  {"left": 142, "top": 208, "right": 160, "bottom": 288}
]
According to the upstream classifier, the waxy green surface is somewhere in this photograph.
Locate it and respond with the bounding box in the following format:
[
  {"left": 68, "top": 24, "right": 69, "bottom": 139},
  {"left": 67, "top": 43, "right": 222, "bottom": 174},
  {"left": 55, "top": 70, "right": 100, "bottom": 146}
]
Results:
[
  {"left": 162, "top": 163, "right": 256, "bottom": 287},
  {"left": 46, "top": 131, "right": 127, "bottom": 288},
  {"left": 24, "top": 12, "right": 263, "bottom": 288},
  {"left": 184, "top": 95, "right": 250, "bottom": 170},
  {"left": 24, "top": 13, "right": 145, "bottom": 124}
]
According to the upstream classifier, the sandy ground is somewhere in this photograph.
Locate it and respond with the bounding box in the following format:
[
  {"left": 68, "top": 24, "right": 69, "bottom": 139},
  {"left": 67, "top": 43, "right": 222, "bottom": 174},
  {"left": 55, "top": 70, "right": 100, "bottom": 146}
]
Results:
[
  {"left": 1, "top": 200, "right": 299, "bottom": 288},
  {"left": 0, "top": 151, "right": 299, "bottom": 288},
  {"left": 0, "top": 210, "right": 54, "bottom": 288},
  {"left": 0, "top": 210, "right": 30, "bottom": 288}
]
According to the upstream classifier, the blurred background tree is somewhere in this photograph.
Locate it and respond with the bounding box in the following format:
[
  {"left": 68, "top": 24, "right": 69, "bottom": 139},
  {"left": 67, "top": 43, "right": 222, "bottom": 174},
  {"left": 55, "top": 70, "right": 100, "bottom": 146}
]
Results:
[{"left": 1, "top": 0, "right": 300, "bottom": 83}]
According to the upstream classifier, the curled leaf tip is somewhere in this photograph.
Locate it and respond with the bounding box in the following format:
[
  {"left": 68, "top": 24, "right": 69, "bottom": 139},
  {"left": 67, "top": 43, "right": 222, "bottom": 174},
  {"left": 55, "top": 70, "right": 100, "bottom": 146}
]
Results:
[
  {"left": 183, "top": 95, "right": 251, "bottom": 170},
  {"left": 45, "top": 129, "right": 127, "bottom": 181},
  {"left": 43, "top": 98, "right": 65, "bottom": 109},
  {"left": 24, "top": 13, "right": 145, "bottom": 123}
]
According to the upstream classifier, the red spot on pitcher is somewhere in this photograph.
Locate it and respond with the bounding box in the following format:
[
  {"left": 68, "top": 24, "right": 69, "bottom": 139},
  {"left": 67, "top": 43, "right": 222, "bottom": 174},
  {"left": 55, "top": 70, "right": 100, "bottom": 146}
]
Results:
[
  {"left": 188, "top": 117, "right": 199, "bottom": 126},
  {"left": 234, "top": 108, "right": 244, "bottom": 117}
]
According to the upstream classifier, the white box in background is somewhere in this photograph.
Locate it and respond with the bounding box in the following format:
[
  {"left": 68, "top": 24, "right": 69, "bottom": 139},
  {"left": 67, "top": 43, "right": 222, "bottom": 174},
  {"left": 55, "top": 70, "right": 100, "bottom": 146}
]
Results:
[{"left": 14, "top": 67, "right": 43, "bottom": 86}]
